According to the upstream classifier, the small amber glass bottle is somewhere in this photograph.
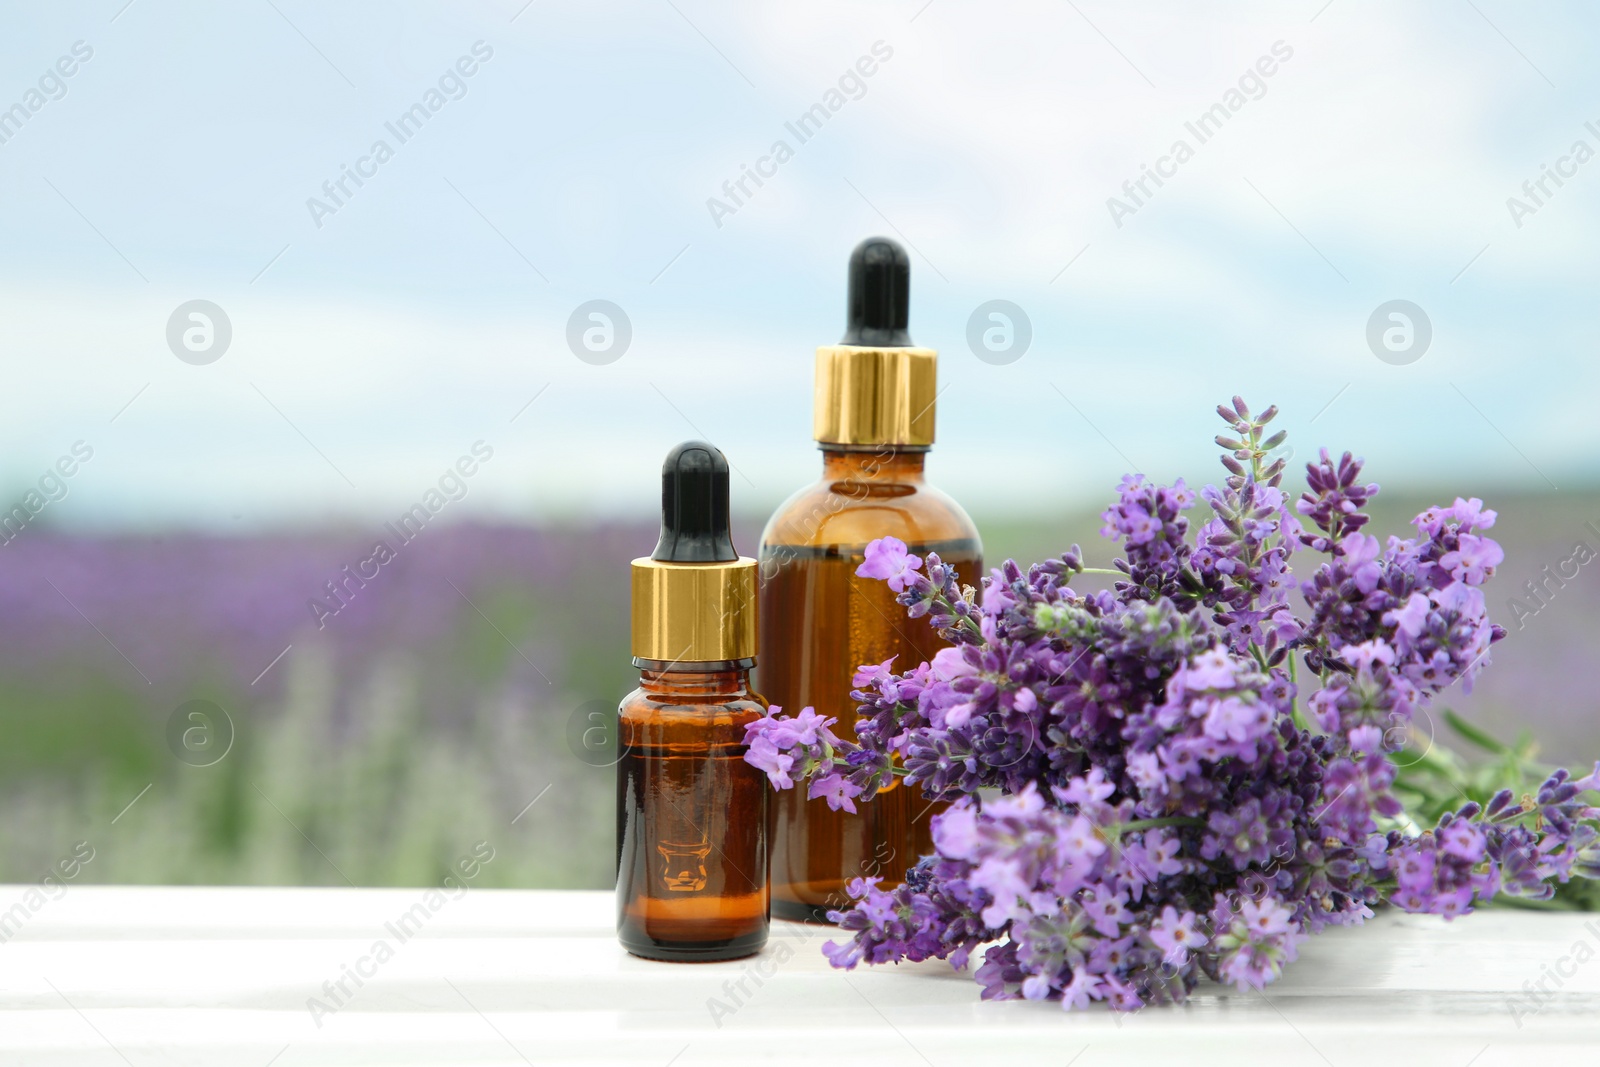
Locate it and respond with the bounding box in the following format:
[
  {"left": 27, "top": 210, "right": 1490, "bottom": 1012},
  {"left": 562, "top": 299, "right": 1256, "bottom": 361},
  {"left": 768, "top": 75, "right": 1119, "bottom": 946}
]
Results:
[
  {"left": 617, "top": 441, "right": 769, "bottom": 961},
  {"left": 760, "top": 237, "right": 982, "bottom": 923}
]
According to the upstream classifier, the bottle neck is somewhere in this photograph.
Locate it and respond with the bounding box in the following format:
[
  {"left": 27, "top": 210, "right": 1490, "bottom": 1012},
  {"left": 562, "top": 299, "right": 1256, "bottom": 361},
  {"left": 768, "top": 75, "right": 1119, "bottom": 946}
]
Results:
[
  {"left": 635, "top": 664, "right": 754, "bottom": 699},
  {"left": 818, "top": 445, "right": 927, "bottom": 482}
]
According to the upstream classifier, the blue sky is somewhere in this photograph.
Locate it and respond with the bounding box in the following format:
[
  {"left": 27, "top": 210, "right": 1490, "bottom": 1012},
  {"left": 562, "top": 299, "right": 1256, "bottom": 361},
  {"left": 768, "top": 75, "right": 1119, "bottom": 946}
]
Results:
[{"left": 0, "top": 0, "right": 1594, "bottom": 530}]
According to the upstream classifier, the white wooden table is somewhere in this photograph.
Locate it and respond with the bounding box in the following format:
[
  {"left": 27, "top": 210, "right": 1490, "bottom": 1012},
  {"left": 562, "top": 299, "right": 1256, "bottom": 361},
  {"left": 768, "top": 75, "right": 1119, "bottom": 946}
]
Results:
[{"left": 2, "top": 886, "right": 1597, "bottom": 1065}]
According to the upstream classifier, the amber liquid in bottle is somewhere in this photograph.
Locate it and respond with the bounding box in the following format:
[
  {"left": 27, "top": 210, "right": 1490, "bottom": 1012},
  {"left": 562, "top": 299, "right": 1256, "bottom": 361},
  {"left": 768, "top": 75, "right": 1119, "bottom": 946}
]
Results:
[
  {"left": 616, "top": 662, "right": 769, "bottom": 960},
  {"left": 759, "top": 447, "right": 981, "bottom": 923}
]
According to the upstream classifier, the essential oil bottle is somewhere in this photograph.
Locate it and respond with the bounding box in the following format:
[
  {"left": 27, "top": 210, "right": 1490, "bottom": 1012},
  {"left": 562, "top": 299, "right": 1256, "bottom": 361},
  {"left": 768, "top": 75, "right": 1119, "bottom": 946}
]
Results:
[
  {"left": 617, "top": 441, "right": 769, "bottom": 961},
  {"left": 759, "top": 237, "right": 982, "bottom": 923}
]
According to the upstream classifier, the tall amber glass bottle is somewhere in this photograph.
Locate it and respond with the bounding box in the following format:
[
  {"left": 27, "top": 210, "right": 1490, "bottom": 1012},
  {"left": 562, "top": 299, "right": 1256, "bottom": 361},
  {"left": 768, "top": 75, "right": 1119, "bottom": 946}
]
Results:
[
  {"left": 617, "top": 441, "right": 768, "bottom": 961},
  {"left": 759, "top": 237, "right": 982, "bottom": 923}
]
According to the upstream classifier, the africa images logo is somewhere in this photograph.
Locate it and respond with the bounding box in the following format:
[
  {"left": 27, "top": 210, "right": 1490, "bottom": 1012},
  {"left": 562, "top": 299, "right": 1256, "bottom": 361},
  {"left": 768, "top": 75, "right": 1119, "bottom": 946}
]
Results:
[
  {"left": 305, "top": 42, "right": 495, "bottom": 229},
  {"left": 0, "top": 40, "right": 93, "bottom": 148},
  {"left": 1106, "top": 40, "right": 1294, "bottom": 228},
  {"left": 705, "top": 40, "right": 894, "bottom": 228}
]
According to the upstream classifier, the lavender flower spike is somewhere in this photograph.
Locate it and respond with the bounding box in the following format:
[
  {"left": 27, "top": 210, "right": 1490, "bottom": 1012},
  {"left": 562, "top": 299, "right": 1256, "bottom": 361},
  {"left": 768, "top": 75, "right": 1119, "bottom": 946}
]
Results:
[{"left": 744, "top": 397, "right": 1598, "bottom": 1012}]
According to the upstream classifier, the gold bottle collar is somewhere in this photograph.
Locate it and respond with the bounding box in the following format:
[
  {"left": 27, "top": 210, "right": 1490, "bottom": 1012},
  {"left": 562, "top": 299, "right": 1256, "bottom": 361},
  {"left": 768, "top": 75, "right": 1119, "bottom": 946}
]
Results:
[
  {"left": 813, "top": 344, "right": 937, "bottom": 447},
  {"left": 630, "top": 557, "right": 757, "bottom": 663}
]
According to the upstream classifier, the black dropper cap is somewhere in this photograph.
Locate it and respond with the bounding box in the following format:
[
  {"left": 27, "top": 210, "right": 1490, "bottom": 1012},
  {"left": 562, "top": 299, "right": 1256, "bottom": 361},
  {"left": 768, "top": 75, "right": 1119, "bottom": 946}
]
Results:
[
  {"left": 651, "top": 441, "right": 738, "bottom": 563},
  {"left": 841, "top": 236, "right": 913, "bottom": 347}
]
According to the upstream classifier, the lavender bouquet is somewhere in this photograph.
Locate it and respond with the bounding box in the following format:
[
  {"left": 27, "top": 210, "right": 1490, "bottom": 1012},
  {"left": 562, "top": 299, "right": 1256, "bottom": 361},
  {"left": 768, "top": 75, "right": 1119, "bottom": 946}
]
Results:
[{"left": 745, "top": 398, "right": 1600, "bottom": 1010}]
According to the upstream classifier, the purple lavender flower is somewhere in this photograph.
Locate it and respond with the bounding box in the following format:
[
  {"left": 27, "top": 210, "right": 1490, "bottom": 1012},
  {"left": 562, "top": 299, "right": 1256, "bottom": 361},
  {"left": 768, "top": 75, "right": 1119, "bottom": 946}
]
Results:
[
  {"left": 1209, "top": 895, "right": 1305, "bottom": 989},
  {"left": 743, "top": 397, "right": 1599, "bottom": 1012},
  {"left": 1149, "top": 905, "right": 1207, "bottom": 966},
  {"left": 1414, "top": 497, "right": 1497, "bottom": 538},
  {"left": 855, "top": 536, "right": 923, "bottom": 592},
  {"left": 1101, "top": 475, "right": 1198, "bottom": 606},
  {"left": 745, "top": 735, "right": 795, "bottom": 789},
  {"left": 743, "top": 704, "right": 847, "bottom": 792},
  {"left": 1440, "top": 534, "right": 1504, "bottom": 585},
  {"left": 808, "top": 771, "right": 864, "bottom": 813},
  {"left": 1296, "top": 448, "right": 1379, "bottom": 550}
]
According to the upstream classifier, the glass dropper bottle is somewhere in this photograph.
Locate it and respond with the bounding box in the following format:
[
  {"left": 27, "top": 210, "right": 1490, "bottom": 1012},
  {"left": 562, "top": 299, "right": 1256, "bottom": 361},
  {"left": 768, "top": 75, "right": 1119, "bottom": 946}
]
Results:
[
  {"left": 758, "top": 237, "right": 983, "bottom": 923},
  {"left": 617, "top": 440, "right": 769, "bottom": 960}
]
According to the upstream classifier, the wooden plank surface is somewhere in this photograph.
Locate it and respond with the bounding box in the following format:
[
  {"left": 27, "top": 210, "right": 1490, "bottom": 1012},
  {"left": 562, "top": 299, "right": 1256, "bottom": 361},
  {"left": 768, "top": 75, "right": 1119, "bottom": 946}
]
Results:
[{"left": 1, "top": 886, "right": 1597, "bottom": 1065}]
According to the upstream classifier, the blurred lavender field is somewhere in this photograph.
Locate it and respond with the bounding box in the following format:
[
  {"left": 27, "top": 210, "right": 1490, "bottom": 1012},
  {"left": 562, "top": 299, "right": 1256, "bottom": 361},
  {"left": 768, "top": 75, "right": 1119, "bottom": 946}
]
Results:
[
  {"left": 1, "top": 492, "right": 1595, "bottom": 888},
  {"left": 0, "top": 522, "right": 665, "bottom": 888}
]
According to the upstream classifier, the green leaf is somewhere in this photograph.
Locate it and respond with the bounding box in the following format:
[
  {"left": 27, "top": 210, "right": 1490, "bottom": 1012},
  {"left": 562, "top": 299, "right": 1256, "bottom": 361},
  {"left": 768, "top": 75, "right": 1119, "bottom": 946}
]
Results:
[
  {"left": 1490, "top": 893, "right": 1578, "bottom": 913},
  {"left": 1442, "top": 708, "right": 1508, "bottom": 754}
]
